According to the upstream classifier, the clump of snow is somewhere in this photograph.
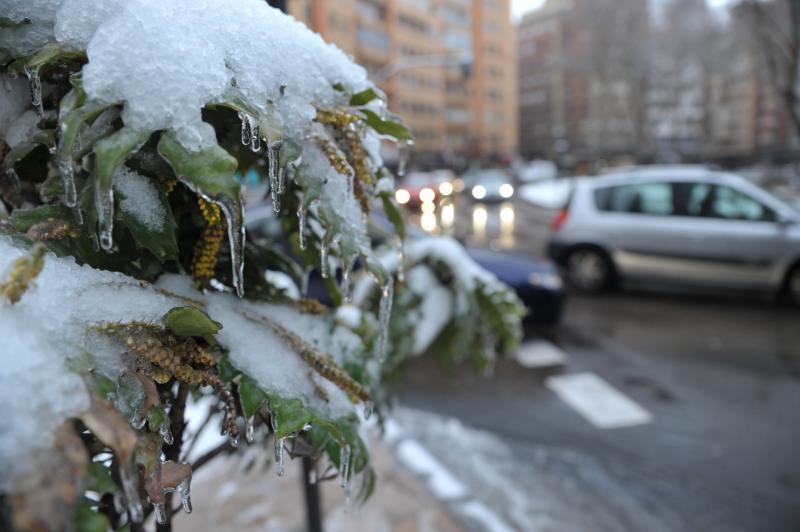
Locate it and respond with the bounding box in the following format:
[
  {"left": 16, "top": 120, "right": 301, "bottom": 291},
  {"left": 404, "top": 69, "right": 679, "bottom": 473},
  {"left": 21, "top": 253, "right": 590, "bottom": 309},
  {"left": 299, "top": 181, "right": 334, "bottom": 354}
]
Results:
[
  {"left": 2, "top": 0, "right": 372, "bottom": 150},
  {"left": 0, "top": 77, "right": 32, "bottom": 141},
  {"left": 406, "top": 237, "right": 499, "bottom": 291},
  {"left": 3, "top": 110, "right": 40, "bottom": 149},
  {"left": 264, "top": 270, "right": 299, "bottom": 299},
  {"left": 404, "top": 265, "right": 453, "bottom": 354},
  {"left": 0, "top": 237, "right": 180, "bottom": 489},
  {"left": 114, "top": 166, "right": 165, "bottom": 231}
]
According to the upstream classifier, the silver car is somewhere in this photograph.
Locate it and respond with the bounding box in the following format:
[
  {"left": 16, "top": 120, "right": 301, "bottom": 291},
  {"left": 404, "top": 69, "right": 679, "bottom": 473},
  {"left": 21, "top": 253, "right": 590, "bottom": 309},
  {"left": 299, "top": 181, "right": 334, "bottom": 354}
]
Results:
[{"left": 546, "top": 166, "right": 800, "bottom": 302}]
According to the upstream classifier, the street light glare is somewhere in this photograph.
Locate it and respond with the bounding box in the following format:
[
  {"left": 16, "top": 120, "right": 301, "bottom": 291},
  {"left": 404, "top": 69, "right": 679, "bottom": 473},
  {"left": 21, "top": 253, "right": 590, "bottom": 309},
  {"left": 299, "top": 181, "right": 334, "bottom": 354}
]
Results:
[
  {"left": 395, "top": 189, "right": 411, "bottom": 205},
  {"left": 472, "top": 185, "right": 486, "bottom": 200},
  {"left": 419, "top": 187, "right": 436, "bottom": 203}
]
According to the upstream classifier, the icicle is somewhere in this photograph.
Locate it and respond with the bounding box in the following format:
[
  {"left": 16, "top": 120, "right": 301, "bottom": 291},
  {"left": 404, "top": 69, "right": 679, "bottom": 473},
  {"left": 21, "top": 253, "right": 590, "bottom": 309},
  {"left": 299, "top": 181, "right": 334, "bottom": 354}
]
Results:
[
  {"left": 120, "top": 466, "right": 144, "bottom": 523},
  {"left": 309, "top": 467, "right": 318, "bottom": 485},
  {"left": 2, "top": 75, "right": 11, "bottom": 92},
  {"left": 245, "top": 416, "right": 255, "bottom": 443},
  {"left": 297, "top": 205, "right": 307, "bottom": 250},
  {"left": 395, "top": 235, "right": 405, "bottom": 283},
  {"left": 268, "top": 140, "right": 283, "bottom": 212},
  {"left": 397, "top": 142, "right": 409, "bottom": 177},
  {"left": 24, "top": 66, "right": 43, "bottom": 117},
  {"left": 4, "top": 168, "right": 21, "bottom": 197},
  {"left": 301, "top": 267, "right": 311, "bottom": 296},
  {"left": 239, "top": 112, "right": 250, "bottom": 146},
  {"left": 377, "top": 278, "right": 394, "bottom": 362},
  {"left": 57, "top": 156, "right": 78, "bottom": 207},
  {"left": 153, "top": 502, "right": 166, "bottom": 525},
  {"left": 277, "top": 167, "right": 286, "bottom": 194},
  {"left": 363, "top": 400, "right": 373, "bottom": 420},
  {"left": 274, "top": 436, "right": 286, "bottom": 477},
  {"left": 95, "top": 178, "right": 115, "bottom": 251},
  {"left": 159, "top": 418, "right": 173, "bottom": 445},
  {"left": 179, "top": 181, "right": 247, "bottom": 298},
  {"left": 341, "top": 258, "right": 354, "bottom": 304},
  {"left": 229, "top": 432, "right": 239, "bottom": 448},
  {"left": 178, "top": 476, "right": 193, "bottom": 514},
  {"left": 338, "top": 445, "right": 351, "bottom": 488},
  {"left": 319, "top": 240, "right": 330, "bottom": 279},
  {"left": 248, "top": 116, "right": 261, "bottom": 152}
]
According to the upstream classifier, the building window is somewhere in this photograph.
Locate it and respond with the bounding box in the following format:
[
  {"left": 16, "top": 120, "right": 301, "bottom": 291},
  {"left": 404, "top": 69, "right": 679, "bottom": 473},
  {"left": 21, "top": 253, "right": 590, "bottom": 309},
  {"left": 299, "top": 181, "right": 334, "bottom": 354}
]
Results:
[{"left": 357, "top": 27, "right": 389, "bottom": 52}]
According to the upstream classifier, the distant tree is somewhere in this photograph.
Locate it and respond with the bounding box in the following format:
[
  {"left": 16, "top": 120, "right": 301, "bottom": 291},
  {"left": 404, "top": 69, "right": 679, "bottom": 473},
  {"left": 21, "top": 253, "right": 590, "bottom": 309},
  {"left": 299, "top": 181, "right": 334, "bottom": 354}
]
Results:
[{"left": 739, "top": 0, "right": 800, "bottom": 135}]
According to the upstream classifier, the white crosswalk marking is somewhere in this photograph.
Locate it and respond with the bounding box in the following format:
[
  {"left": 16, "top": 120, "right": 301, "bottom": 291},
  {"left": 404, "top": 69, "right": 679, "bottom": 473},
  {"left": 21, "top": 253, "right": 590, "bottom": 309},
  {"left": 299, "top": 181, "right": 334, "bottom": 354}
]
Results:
[
  {"left": 546, "top": 372, "right": 653, "bottom": 429},
  {"left": 514, "top": 339, "right": 568, "bottom": 368}
]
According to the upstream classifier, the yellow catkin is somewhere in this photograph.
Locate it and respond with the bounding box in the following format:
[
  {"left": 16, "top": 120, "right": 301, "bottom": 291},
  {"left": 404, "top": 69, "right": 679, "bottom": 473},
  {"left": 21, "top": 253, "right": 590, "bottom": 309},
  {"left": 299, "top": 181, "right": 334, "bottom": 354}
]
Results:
[
  {"left": 97, "top": 321, "right": 239, "bottom": 441},
  {"left": 26, "top": 219, "right": 79, "bottom": 242},
  {"left": 1, "top": 244, "right": 45, "bottom": 304},
  {"left": 290, "top": 297, "right": 328, "bottom": 315},
  {"left": 316, "top": 136, "right": 353, "bottom": 178},
  {"left": 192, "top": 196, "right": 224, "bottom": 289},
  {"left": 316, "top": 107, "right": 374, "bottom": 213}
]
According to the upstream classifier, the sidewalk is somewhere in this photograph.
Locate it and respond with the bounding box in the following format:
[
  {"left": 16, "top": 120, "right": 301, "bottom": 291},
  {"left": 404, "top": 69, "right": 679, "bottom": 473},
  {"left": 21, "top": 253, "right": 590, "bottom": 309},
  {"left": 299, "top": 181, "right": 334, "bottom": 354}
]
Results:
[{"left": 174, "top": 428, "right": 464, "bottom": 532}]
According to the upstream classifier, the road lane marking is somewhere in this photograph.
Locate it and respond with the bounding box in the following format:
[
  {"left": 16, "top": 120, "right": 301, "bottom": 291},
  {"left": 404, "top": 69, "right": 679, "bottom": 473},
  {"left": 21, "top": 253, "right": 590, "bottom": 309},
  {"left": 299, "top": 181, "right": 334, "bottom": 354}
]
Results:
[
  {"left": 545, "top": 372, "right": 653, "bottom": 429},
  {"left": 514, "top": 339, "right": 568, "bottom": 368},
  {"left": 396, "top": 438, "right": 470, "bottom": 500},
  {"left": 456, "top": 500, "right": 517, "bottom": 532}
]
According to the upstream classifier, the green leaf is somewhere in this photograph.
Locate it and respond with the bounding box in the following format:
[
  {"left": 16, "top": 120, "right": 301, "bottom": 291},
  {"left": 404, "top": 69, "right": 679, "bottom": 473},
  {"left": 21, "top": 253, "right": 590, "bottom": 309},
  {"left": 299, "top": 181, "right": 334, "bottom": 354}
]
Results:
[
  {"left": 279, "top": 138, "right": 301, "bottom": 167},
  {"left": 349, "top": 88, "right": 382, "bottom": 107},
  {"left": 239, "top": 376, "right": 267, "bottom": 419},
  {"left": 157, "top": 131, "right": 240, "bottom": 199},
  {"left": 0, "top": 16, "right": 31, "bottom": 28},
  {"left": 85, "top": 373, "right": 116, "bottom": 400},
  {"left": 8, "top": 205, "right": 73, "bottom": 232},
  {"left": 381, "top": 194, "right": 406, "bottom": 240},
  {"left": 146, "top": 406, "right": 168, "bottom": 434},
  {"left": 58, "top": 99, "right": 109, "bottom": 166},
  {"left": 86, "top": 462, "right": 119, "bottom": 495},
  {"left": 73, "top": 500, "right": 111, "bottom": 532},
  {"left": 217, "top": 355, "right": 241, "bottom": 382},
  {"left": 268, "top": 395, "right": 313, "bottom": 438},
  {"left": 359, "top": 109, "right": 413, "bottom": 142},
  {"left": 25, "top": 42, "right": 85, "bottom": 72},
  {"left": 163, "top": 307, "right": 222, "bottom": 337},
  {"left": 93, "top": 127, "right": 152, "bottom": 197},
  {"left": 116, "top": 176, "right": 179, "bottom": 262}
]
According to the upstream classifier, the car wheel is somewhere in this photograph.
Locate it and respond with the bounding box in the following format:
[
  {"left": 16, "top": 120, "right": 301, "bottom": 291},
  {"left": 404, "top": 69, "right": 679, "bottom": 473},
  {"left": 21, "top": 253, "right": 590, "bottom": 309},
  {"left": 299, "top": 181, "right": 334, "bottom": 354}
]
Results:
[
  {"left": 565, "top": 248, "right": 612, "bottom": 292},
  {"left": 785, "top": 265, "right": 800, "bottom": 306}
]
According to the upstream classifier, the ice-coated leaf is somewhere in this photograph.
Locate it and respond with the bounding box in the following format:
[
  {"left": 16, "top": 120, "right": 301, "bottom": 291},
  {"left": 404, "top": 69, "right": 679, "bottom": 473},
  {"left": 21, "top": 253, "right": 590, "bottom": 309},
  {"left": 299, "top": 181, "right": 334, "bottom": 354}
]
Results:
[
  {"left": 117, "top": 182, "right": 179, "bottom": 262},
  {"left": 73, "top": 500, "right": 111, "bottom": 532},
  {"left": 163, "top": 306, "right": 223, "bottom": 338},
  {"left": 157, "top": 131, "right": 240, "bottom": 200},
  {"left": 58, "top": 99, "right": 109, "bottom": 165},
  {"left": 25, "top": 42, "right": 85, "bottom": 71},
  {"left": 359, "top": 109, "right": 413, "bottom": 142},
  {"left": 349, "top": 88, "right": 383, "bottom": 107},
  {"left": 217, "top": 354, "right": 241, "bottom": 382},
  {"left": 146, "top": 406, "right": 167, "bottom": 434},
  {"left": 93, "top": 128, "right": 152, "bottom": 196},
  {"left": 269, "top": 395, "right": 313, "bottom": 439},
  {"left": 381, "top": 193, "right": 406, "bottom": 240},
  {"left": 239, "top": 375, "right": 267, "bottom": 419},
  {"left": 8, "top": 205, "right": 73, "bottom": 232},
  {"left": 85, "top": 372, "right": 116, "bottom": 401},
  {"left": 86, "top": 462, "right": 119, "bottom": 496}
]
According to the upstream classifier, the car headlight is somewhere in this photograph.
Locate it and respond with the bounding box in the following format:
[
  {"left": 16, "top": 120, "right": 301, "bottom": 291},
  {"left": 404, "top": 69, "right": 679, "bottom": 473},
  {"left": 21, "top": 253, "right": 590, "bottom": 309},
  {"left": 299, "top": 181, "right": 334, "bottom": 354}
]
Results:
[
  {"left": 499, "top": 183, "right": 514, "bottom": 198},
  {"left": 419, "top": 187, "right": 436, "bottom": 203},
  {"left": 472, "top": 185, "right": 486, "bottom": 200},
  {"left": 438, "top": 181, "right": 454, "bottom": 196},
  {"left": 395, "top": 188, "right": 411, "bottom": 204},
  {"left": 529, "top": 271, "right": 563, "bottom": 290}
]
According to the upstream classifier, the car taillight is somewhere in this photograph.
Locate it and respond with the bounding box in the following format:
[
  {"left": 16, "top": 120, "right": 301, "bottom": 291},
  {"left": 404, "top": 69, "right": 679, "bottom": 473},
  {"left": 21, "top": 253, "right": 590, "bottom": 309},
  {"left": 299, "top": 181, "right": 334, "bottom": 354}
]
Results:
[{"left": 550, "top": 208, "right": 569, "bottom": 231}]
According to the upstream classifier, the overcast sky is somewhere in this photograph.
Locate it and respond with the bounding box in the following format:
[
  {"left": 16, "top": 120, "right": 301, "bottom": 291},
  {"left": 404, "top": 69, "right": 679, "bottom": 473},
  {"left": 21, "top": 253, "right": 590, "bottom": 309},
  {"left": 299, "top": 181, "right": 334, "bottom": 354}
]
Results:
[{"left": 511, "top": 0, "right": 733, "bottom": 21}]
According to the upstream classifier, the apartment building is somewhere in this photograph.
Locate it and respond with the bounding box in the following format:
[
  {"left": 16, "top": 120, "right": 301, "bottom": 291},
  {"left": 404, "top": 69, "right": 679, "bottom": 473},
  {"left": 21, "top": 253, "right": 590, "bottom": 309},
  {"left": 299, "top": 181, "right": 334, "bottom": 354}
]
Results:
[{"left": 288, "top": 0, "right": 517, "bottom": 165}]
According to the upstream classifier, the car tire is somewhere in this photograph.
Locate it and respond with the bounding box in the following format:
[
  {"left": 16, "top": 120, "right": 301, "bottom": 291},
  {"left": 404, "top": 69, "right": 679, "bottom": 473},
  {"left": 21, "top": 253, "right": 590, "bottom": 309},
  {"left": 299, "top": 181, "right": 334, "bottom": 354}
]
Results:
[
  {"left": 564, "top": 247, "right": 613, "bottom": 293},
  {"left": 784, "top": 264, "right": 800, "bottom": 307}
]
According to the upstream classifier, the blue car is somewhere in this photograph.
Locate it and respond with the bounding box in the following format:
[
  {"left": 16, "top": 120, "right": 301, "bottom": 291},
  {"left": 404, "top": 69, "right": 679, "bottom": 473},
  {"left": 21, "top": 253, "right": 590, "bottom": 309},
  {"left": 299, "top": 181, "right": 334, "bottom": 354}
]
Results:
[
  {"left": 245, "top": 205, "right": 566, "bottom": 325},
  {"left": 465, "top": 247, "right": 565, "bottom": 325}
]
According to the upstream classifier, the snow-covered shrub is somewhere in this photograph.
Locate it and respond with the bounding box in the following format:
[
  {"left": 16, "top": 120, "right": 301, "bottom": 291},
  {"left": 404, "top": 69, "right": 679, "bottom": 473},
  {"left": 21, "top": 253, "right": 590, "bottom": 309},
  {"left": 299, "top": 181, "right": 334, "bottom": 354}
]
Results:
[{"left": 0, "top": 1, "right": 523, "bottom": 530}]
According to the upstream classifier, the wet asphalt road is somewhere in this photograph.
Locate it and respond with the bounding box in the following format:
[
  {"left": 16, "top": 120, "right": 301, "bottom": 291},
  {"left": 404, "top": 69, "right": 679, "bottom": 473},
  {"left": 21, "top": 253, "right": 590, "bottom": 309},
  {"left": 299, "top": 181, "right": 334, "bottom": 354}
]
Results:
[{"left": 397, "top": 196, "right": 800, "bottom": 531}]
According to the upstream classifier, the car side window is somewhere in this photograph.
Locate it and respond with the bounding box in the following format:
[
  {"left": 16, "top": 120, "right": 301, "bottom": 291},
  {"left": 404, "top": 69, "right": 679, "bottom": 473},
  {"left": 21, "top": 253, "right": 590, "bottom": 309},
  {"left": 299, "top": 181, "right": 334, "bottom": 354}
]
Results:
[
  {"left": 685, "top": 183, "right": 775, "bottom": 222},
  {"left": 594, "top": 183, "right": 673, "bottom": 215}
]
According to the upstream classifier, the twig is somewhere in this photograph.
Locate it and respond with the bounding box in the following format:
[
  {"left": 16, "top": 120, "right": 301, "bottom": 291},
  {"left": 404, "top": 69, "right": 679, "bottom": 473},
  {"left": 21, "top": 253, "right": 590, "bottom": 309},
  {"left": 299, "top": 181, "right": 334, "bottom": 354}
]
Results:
[{"left": 180, "top": 404, "right": 218, "bottom": 462}]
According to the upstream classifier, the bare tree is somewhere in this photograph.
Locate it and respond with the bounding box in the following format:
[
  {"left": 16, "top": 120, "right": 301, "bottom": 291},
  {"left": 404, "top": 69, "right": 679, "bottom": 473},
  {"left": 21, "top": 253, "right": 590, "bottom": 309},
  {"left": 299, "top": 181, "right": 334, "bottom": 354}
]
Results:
[{"left": 740, "top": 0, "right": 800, "bottom": 135}]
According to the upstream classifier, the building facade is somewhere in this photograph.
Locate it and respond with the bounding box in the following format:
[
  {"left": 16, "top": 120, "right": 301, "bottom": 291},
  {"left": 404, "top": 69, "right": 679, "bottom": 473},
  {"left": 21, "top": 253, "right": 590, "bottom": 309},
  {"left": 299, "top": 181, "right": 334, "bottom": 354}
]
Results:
[{"left": 288, "top": 0, "right": 517, "bottom": 166}]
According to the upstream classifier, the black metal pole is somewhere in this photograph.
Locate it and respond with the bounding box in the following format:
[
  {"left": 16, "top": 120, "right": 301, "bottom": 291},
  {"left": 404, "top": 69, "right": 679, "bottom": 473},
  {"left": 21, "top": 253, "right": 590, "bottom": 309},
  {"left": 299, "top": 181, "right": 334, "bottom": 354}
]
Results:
[{"left": 301, "top": 456, "right": 323, "bottom": 532}]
